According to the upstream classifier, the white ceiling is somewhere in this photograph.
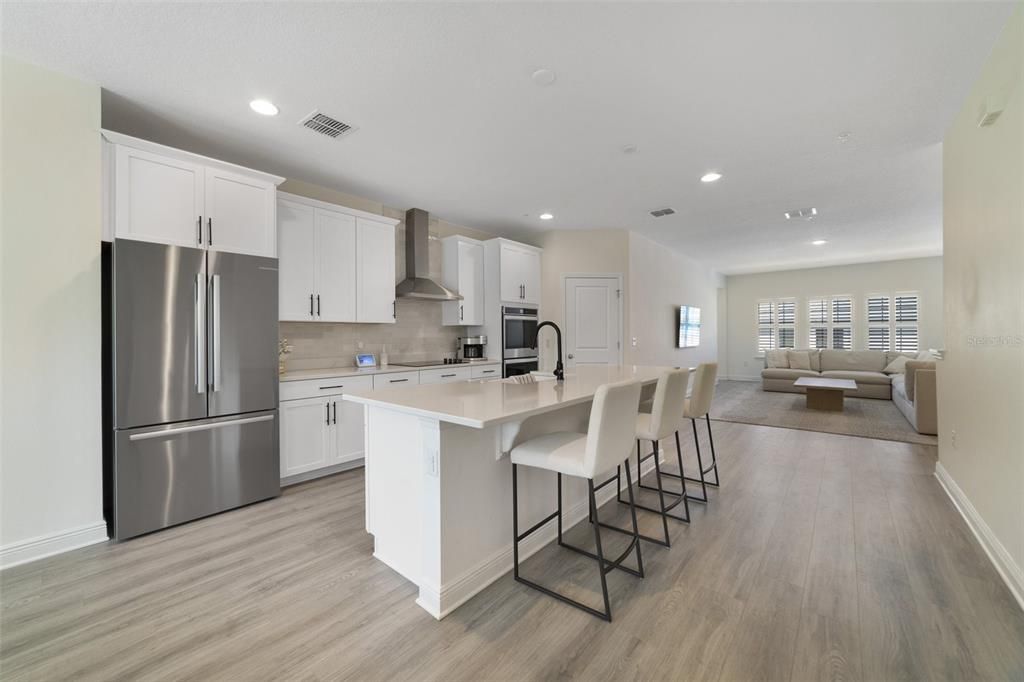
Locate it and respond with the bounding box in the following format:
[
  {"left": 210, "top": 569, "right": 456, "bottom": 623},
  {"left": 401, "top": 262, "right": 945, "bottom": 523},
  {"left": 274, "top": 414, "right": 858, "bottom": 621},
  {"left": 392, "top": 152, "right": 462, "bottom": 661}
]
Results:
[{"left": 1, "top": 2, "right": 1014, "bottom": 273}]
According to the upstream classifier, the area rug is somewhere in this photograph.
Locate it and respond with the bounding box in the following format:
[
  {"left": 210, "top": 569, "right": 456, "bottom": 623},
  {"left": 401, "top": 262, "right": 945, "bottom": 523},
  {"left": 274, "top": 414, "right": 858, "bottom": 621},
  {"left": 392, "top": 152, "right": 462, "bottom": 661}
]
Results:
[{"left": 710, "top": 380, "right": 938, "bottom": 445}]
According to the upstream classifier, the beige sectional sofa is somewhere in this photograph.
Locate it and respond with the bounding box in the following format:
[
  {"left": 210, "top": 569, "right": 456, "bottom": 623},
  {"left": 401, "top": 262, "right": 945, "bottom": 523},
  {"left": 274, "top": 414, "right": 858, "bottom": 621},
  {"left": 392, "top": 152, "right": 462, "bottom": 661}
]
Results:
[{"left": 761, "top": 349, "right": 937, "bottom": 434}]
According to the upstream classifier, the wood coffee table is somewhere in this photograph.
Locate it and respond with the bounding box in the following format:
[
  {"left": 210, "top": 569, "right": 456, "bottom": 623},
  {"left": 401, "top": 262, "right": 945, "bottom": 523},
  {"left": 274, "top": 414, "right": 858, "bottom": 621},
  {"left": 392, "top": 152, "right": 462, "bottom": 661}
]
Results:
[{"left": 793, "top": 377, "right": 858, "bottom": 411}]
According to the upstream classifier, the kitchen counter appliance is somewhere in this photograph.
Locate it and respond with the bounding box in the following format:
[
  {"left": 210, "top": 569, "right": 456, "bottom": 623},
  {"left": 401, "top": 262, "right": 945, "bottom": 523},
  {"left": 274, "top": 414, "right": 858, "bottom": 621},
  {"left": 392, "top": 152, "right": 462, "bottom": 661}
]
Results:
[
  {"left": 502, "top": 306, "right": 538, "bottom": 377},
  {"left": 103, "top": 239, "right": 280, "bottom": 541}
]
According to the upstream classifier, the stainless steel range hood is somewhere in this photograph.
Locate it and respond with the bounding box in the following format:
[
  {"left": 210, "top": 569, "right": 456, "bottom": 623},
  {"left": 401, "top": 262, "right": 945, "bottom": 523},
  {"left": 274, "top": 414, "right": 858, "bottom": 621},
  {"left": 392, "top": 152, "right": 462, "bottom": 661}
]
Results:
[{"left": 395, "top": 208, "right": 462, "bottom": 301}]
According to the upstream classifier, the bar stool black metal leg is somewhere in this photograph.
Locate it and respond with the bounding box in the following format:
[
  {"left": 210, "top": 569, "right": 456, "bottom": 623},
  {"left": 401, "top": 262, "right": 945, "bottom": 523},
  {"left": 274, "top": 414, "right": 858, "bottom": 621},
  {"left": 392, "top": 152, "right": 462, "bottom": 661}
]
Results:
[
  {"left": 685, "top": 418, "right": 710, "bottom": 503},
  {"left": 588, "top": 480, "right": 613, "bottom": 620},
  {"left": 556, "top": 472, "right": 563, "bottom": 542},
  {"left": 674, "top": 430, "right": 692, "bottom": 521},
  {"left": 621, "top": 462, "right": 645, "bottom": 577},
  {"left": 651, "top": 441, "right": 672, "bottom": 546},
  {"left": 512, "top": 464, "right": 521, "bottom": 578},
  {"left": 705, "top": 413, "right": 720, "bottom": 487}
]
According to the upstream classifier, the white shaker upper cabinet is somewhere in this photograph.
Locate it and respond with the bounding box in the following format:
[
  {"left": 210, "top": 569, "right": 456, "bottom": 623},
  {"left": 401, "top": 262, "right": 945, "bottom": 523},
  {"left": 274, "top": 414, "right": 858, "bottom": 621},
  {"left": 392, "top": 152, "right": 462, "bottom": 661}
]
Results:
[
  {"left": 105, "top": 130, "right": 284, "bottom": 256},
  {"left": 316, "top": 208, "right": 357, "bottom": 322},
  {"left": 442, "top": 236, "right": 485, "bottom": 326},
  {"left": 499, "top": 241, "right": 542, "bottom": 304},
  {"left": 356, "top": 217, "right": 396, "bottom": 323},
  {"left": 277, "top": 198, "right": 317, "bottom": 321},
  {"left": 204, "top": 168, "right": 278, "bottom": 257},
  {"left": 114, "top": 145, "right": 205, "bottom": 249}
]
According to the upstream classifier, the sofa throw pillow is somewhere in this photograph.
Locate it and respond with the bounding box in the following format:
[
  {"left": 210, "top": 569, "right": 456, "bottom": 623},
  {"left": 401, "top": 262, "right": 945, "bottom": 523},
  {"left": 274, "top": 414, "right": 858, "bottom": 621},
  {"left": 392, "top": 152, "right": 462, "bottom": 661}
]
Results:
[
  {"left": 884, "top": 355, "right": 910, "bottom": 374},
  {"left": 765, "top": 349, "right": 790, "bottom": 368},
  {"left": 916, "top": 350, "right": 936, "bottom": 361},
  {"left": 788, "top": 350, "right": 812, "bottom": 370}
]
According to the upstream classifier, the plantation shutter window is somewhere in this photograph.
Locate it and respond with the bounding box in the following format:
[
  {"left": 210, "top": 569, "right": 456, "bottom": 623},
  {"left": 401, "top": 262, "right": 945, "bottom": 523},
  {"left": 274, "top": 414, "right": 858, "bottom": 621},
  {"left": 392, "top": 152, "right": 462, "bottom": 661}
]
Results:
[
  {"left": 808, "top": 298, "right": 829, "bottom": 348},
  {"left": 831, "top": 296, "right": 853, "bottom": 350},
  {"left": 867, "top": 295, "right": 892, "bottom": 351},
  {"left": 777, "top": 300, "right": 796, "bottom": 348},
  {"left": 757, "top": 301, "right": 776, "bottom": 353},
  {"left": 894, "top": 293, "right": 920, "bottom": 353}
]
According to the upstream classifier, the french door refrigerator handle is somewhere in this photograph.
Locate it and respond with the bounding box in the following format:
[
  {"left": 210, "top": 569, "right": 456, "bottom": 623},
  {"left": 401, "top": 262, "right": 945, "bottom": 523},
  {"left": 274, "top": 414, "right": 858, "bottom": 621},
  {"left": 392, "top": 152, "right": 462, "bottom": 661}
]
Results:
[
  {"left": 209, "top": 274, "right": 222, "bottom": 392},
  {"left": 128, "top": 414, "right": 275, "bottom": 441},
  {"left": 195, "top": 273, "right": 206, "bottom": 394}
]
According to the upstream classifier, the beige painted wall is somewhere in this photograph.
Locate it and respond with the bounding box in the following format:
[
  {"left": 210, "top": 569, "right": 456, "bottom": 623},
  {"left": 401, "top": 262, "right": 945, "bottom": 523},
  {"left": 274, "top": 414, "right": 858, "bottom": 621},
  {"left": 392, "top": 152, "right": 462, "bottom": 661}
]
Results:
[
  {"left": 940, "top": 6, "right": 1023, "bottom": 597},
  {"left": 1, "top": 58, "right": 105, "bottom": 555},
  {"left": 725, "top": 257, "right": 943, "bottom": 379},
  {"left": 535, "top": 229, "right": 722, "bottom": 372},
  {"left": 535, "top": 229, "right": 630, "bottom": 370},
  {"left": 627, "top": 232, "right": 720, "bottom": 369}
]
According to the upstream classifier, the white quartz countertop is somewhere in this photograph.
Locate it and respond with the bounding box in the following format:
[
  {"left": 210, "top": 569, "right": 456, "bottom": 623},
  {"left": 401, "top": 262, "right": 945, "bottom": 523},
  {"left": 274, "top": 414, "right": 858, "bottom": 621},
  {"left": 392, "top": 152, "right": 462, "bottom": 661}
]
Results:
[
  {"left": 280, "top": 359, "right": 501, "bottom": 383},
  {"left": 342, "top": 364, "right": 689, "bottom": 428}
]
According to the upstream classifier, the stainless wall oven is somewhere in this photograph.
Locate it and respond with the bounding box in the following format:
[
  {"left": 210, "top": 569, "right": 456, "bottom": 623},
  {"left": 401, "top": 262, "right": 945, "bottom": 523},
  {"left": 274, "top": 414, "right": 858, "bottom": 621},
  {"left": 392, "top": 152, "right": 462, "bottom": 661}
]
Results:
[{"left": 502, "top": 306, "right": 538, "bottom": 377}]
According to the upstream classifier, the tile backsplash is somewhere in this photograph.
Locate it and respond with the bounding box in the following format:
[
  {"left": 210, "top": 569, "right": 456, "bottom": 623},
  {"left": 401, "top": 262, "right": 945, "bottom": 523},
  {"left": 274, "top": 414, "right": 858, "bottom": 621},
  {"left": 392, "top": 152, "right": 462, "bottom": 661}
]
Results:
[{"left": 280, "top": 300, "right": 473, "bottom": 371}]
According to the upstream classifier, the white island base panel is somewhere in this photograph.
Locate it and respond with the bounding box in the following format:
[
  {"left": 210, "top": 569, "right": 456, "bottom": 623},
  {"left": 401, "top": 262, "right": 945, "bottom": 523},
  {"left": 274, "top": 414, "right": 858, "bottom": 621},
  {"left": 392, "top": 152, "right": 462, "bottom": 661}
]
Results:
[{"left": 363, "top": 399, "right": 658, "bottom": 619}]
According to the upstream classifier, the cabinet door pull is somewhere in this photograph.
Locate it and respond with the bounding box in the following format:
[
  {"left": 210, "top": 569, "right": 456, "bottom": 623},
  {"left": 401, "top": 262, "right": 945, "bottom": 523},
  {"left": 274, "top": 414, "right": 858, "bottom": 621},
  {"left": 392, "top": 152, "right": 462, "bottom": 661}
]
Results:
[
  {"left": 459, "top": 304, "right": 464, "bottom": 321},
  {"left": 390, "top": 378, "right": 408, "bottom": 383},
  {"left": 319, "top": 385, "right": 345, "bottom": 390},
  {"left": 480, "top": 369, "right": 495, "bottom": 374},
  {"left": 325, "top": 402, "right": 330, "bottom": 425},
  {"left": 310, "top": 294, "right": 314, "bottom": 317},
  {"left": 207, "top": 217, "right": 213, "bottom": 245},
  {"left": 197, "top": 216, "right": 203, "bottom": 245},
  {"left": 441, "top": 373, "right": 456, "bottom": 378},
  {"left": 317, "top": 294, "right": 321, "bottom": 316},
  {"left": 393, "top": 301, "right": 396, "bottom": 319},
  {"left": 332, "top": 401, "right": 337, "bottom": 425}
]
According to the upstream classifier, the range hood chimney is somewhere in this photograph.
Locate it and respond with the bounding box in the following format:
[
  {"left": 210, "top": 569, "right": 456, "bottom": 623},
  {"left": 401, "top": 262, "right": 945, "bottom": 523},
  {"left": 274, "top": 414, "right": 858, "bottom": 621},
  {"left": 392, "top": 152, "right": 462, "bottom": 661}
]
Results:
[{"left": 395, "top": 208, "right": 462, "bottom": 301}]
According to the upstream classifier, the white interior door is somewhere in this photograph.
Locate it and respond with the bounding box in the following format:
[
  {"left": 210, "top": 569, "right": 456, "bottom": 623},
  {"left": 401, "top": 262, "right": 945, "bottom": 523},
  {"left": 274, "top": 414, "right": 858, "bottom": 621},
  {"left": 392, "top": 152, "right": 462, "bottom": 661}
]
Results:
[{"left": 564, "top": 276, "right": 621, "bottom": 367}]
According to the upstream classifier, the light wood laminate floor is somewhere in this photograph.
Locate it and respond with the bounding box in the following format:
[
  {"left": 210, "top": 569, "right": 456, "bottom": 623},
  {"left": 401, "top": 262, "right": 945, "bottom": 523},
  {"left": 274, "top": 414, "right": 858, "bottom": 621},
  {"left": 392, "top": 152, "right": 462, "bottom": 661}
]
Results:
[{"left": 2, "top": 422, "right": 1023, "bottom": 681}]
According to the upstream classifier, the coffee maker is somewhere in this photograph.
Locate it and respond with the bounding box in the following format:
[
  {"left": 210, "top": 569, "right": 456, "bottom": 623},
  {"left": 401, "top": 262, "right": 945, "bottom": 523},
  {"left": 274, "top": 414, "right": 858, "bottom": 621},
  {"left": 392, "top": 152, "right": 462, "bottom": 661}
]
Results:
[{"left": 459, "top": 335, "right": 487, "bottom": 360}]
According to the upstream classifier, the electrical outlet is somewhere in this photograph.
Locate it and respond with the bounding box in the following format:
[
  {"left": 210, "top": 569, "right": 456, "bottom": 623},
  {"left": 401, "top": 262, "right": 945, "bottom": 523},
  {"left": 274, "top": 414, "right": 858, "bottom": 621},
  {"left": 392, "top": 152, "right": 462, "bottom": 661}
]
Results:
[
  {"left": 951, "top": 429, "right": 957, "bottom": 449},
  {"left": 357, "top": 341, "right": 364, "bottom": 350},
  {"left": 631, "top": 337, "right": 638, "bottom": 347}
]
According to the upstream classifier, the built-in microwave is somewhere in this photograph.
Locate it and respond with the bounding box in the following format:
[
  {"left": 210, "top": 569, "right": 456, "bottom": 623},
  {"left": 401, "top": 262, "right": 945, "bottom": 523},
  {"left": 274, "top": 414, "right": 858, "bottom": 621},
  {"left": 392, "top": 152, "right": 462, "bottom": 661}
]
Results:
[{"left": 502, "top": 306, "right": 538, "bottom": 359}]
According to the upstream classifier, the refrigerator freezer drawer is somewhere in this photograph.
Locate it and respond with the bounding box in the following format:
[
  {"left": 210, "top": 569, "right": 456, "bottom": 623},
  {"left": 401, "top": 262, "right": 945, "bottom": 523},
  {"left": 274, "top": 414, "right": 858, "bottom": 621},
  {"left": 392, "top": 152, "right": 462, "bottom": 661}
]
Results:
[{"left": 113, "top": 410, "right": 280, "bottom": 540}]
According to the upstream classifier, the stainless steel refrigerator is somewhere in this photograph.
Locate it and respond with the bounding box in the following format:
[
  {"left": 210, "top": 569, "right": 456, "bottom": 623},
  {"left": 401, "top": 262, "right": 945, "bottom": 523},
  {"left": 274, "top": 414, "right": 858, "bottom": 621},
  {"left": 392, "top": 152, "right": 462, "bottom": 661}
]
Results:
[{"left": 104, "top": 239, "right": 280, "bottom": 540}]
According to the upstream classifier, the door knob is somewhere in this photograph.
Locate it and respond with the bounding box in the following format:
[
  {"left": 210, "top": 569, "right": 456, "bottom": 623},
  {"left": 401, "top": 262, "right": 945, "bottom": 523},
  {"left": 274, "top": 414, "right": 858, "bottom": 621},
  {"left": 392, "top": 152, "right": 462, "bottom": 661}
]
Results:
[{"left": 567, "top": 353, "right": 574, "bottom": 359}]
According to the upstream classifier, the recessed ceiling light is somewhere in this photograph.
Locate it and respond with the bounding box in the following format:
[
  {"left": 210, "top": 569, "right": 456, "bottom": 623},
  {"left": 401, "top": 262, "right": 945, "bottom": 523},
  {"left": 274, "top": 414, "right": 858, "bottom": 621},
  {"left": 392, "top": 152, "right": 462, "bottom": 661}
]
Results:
[
  {"left": 531, "top": 69, "right": 557, "bottom": 86},
  {"left": 700, "top": 172, "right": 722, "bottom": 183},
  {"left": 784, "top": 207, "right": 817, "bottom": 220},
  {"left": 837, "top": 131, "right": 852, "bottom": 143},
  {"left": 539, "top": 213, "right": 554, "bottom": 220},
  {"left": 249, "top": 99, "right": 279, "bottom": 116},
  {"left": 622, "top": 144, "right": 638, "bottom": 154},
  {"left": 812, "top": 239, "right": 828, "bottom": 246}
]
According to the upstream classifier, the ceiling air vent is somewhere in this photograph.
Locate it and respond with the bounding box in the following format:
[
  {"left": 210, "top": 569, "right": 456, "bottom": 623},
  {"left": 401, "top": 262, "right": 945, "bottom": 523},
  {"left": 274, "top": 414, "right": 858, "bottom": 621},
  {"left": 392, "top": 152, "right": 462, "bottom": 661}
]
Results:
[
  {"left": 650, "top": 208, "right": 676, "bottom": 218},
  {"left": 299, "top": 110, "right": 355, "bottom": 139}
]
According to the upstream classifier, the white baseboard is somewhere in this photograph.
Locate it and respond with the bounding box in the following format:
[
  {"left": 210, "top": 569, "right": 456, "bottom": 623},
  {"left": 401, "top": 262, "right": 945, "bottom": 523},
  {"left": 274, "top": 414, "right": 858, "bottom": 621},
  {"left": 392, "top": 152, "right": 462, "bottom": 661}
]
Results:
[
  {"left": 934, "top": 462, "right": 1024, "bottom": 612},
  {"left": 0, "top": 522, "right": 109, "bottom": 571},
  {"left": 422, "top": 458, "right": 659, "bottom": 619},
  {"left": 722, "top": 375, "right": 760, "bottom": 382}
]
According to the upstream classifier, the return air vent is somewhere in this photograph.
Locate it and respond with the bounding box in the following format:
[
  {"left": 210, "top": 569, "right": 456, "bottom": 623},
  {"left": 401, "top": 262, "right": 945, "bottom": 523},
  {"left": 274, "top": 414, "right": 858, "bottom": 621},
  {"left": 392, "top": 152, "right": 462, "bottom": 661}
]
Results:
[
  {"left": 650, "top": 208, "right": 676, "bottom": 218},
  {"left": 299, "top": 110, "right": 355, "bottom": 139}
]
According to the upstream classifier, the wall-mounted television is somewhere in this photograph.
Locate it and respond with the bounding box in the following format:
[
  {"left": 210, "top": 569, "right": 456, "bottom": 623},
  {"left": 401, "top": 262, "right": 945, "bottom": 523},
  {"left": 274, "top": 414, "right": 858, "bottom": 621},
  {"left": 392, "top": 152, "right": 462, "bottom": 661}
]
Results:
[{"left": 677, "top": 305, "right": 701, "bottom": 348}]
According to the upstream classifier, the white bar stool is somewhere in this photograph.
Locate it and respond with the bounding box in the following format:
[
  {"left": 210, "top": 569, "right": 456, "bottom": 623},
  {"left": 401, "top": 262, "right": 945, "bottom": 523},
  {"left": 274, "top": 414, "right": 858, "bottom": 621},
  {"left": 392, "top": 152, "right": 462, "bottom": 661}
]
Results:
[
  {"left": 511, "top": 379, "right": 644, "bottom": 622},
  {"left": 663, "top": 362, "right": 720, "bottom": 503},
  {"left": 597, "top": 369, "right": 692, "bottom": 547}
]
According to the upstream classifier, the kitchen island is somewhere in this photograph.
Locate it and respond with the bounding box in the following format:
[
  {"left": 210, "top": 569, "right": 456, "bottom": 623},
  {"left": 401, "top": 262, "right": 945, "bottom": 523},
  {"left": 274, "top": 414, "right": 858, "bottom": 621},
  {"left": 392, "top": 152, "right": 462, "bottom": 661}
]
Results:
[{"left": 342, "top": 364, "right": 681, "bottom": 619}]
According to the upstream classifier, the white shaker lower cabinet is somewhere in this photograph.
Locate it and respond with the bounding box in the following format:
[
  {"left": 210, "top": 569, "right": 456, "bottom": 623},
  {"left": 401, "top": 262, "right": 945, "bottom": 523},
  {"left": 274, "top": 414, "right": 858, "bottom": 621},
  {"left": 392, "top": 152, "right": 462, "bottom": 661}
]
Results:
[
  {"left": 419, "top": 366, "right": 472, "bottom": 384},
  {"left": 279, "top": 375, "right": 373, "bottom": 484}
]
